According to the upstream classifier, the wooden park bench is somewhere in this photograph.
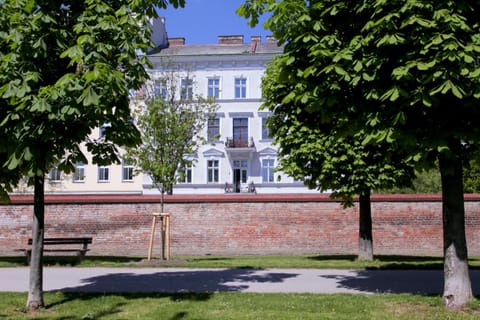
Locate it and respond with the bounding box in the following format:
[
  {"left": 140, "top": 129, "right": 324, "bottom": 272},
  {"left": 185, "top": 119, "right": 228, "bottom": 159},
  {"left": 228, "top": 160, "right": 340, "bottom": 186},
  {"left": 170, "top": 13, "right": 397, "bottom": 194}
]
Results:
[{"left": 17, "top": 237, "right": 92, "bottom": 263}]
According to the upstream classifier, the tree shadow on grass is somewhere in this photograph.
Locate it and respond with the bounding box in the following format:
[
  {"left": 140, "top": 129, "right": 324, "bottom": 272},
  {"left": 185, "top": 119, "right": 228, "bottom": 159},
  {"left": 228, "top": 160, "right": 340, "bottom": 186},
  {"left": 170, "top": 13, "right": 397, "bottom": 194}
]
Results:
[
  {"left": 0, "top": 255, "right": 146, "bottom": 267},
  {"left": 371, "top": 255, "right": 480, "bottom": 270},
  {"left": 48, "top": 291, "right": 212, "bottom": 307},
  {"left": 368, "top": 255, "right": 444, "bottom": 270},
  {"left": 307, "top": 255, "right": 447, "bottom": 270},
  {"left": 46, "top": 292, "right": 212, "bottom": 320},
  {"left": 307, "top": 255, "right": 358, "bottom": 262},
  {"left": 82, "top": 256, "right": 144, "bottom": 263},
  {"left": 43, "top": 269, "right": 298, "bottom": 319},
  {"left": 0, "top": 255, "right": 88, "bottom": 267}
]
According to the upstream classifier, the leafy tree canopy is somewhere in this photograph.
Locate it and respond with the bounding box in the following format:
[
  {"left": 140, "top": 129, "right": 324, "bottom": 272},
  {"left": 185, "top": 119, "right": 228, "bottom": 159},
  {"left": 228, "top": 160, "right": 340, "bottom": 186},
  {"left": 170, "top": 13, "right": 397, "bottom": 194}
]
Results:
[
  {"left": 0, "top": 0, "right": 186, "bottom": 310},
  {"left": 0, "top": 0, "right": 184, "bottom": 195},
  {"left": 263, "top": 55, "right": 414, "bottom": 207},
  {"left": 240, "top": 0, "right": 480, "bottom": 165},
  {"left": 239, "top": 0, "right": 480, "bottom": 308},
  {"left": 127, "top": 66, "right": 218, "bottom": 210}
]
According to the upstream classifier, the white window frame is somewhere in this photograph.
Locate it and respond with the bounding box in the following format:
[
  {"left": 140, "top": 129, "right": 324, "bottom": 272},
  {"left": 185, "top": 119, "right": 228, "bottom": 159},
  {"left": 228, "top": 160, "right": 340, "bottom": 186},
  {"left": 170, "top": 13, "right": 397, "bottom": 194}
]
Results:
[
  {"left": 99, "top": 123, "right": 111, "bottom": 139},
  {"left": 153, "top": 78, "right": 167, "bottom": 99},
  {"left": 73, "top": 162, "right": 85, "bottom": 182},
  {"left": 207, "top": 117, "right": 220, "bottom": 141},
  {"left": 122, "top": 158, "right": 134, "bottom": 182},
  {"left": 261, "top": 158, "right": 275, "bottom": 183},
  {"left": 207, "top": 77, "right": 220, "bottom": 99},
  {"left": 261, "top": 117, "right": 272, "bottom": 140},
  {"left": 235, "top": 77, "right": 247, "bottom": 99},
  {"left": 179, "top": 163, "right": 193, "bottom": 184},
  {"left": 207, "top": 159, "right": 220, "bottom": 183},
  {"left": 48, "top": 166, "right": 61, "bottom": 182},
  {"left": 180, "top": 77, "right": 193, "bottom": 100},
  {"left": 98, "top": 166, "right": 110, "bottom": 182}
]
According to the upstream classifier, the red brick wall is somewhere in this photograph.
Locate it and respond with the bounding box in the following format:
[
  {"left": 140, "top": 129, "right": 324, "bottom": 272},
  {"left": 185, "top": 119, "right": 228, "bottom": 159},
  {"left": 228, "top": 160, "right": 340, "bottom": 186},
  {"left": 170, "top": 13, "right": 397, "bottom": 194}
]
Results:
[{"left": 1, "top": 194, "right": 480, "bottom": 257}]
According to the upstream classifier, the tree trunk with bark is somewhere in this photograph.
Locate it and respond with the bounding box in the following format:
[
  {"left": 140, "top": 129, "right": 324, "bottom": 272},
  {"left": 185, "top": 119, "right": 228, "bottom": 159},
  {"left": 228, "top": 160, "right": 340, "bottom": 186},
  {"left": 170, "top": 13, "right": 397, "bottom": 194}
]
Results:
[
  {"left": 439, "top": 146, "right": 473, "bottom": 309},
  {"left": 358, "top": 192, "right": 374, "bottom": 261},
  {"left": 26, "top": 175, "right": 45, "bottom": 310}
]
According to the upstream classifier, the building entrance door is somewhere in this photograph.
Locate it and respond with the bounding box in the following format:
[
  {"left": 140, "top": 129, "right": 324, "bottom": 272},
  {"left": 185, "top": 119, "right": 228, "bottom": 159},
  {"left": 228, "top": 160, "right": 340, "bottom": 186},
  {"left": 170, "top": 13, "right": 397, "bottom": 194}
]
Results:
[{"left": 233, "top": 160, "right": 248, "bottom": 193}]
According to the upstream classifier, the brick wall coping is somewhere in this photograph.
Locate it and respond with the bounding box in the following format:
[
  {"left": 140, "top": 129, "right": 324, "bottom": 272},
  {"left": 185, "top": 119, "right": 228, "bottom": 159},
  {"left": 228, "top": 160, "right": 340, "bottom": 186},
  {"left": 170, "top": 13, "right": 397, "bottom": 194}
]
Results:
[{"left": 3, "top": 193, "right": 480, "bottom": 205}]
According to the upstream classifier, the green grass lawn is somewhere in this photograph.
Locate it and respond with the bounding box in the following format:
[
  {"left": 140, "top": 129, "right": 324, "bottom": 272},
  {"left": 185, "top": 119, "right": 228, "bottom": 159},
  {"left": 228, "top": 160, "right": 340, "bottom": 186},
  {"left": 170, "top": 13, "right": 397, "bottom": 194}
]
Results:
[
  {"left": 1, "top": 292, "right": 480, "bottom": 320},
  {"left": 2, "top": 254, "right": 480, "bottom": 319},
  {"left": 2, "top": 254, "right": 480, "bottom": 269}
]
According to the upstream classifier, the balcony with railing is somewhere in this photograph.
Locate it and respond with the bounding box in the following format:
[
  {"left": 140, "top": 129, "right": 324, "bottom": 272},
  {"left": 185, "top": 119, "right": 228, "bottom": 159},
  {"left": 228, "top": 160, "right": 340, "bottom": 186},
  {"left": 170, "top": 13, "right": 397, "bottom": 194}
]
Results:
[
  {"left": 225, "top": 137, "right": 255, "bottom": 148},
  {"left": 224, "top": 137, "right": 256, "bottom": 156},
  {"left": 224, "top": 181, "right": 257, "bottom": 194}
]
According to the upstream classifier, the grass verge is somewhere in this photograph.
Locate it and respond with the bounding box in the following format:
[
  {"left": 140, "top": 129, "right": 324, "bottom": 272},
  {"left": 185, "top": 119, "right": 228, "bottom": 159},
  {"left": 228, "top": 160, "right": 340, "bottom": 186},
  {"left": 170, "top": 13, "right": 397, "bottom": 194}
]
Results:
[
  {"left": 1, "top": 292, "right": 479, "bottom": 320},
  {"left": 2, "top": 254, "right": 480, "bottom": 269}
]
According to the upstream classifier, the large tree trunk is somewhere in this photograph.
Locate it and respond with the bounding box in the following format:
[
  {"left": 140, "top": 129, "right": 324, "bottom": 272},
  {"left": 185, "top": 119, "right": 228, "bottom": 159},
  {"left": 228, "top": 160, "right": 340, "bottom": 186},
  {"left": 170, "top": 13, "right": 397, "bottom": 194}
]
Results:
[
  {"left": 439, "top": 147, "right": 472, "bottom": 309},
  {"left": 26, "top": 175, "right": 45, "bottom": 310},
  {"left": 358, "top": 192, "right": 373, "bottom": 261}
]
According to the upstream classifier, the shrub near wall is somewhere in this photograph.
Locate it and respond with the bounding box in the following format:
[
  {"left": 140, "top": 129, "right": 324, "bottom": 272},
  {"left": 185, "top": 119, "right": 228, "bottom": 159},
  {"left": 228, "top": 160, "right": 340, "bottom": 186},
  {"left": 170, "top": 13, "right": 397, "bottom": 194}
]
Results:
[{"left": 1, "top": 194, "right": 480, "bottom": 257}]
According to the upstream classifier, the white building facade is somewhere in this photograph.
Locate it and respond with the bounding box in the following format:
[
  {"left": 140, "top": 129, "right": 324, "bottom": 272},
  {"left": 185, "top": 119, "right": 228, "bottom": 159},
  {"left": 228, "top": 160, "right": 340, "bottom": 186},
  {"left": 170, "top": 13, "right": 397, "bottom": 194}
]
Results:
[
  {"left": 24, "top": 35, "right": 314, "bottom": 196},
  {"left": 140, "top": 35, "right": 311, "bottom": 194}
]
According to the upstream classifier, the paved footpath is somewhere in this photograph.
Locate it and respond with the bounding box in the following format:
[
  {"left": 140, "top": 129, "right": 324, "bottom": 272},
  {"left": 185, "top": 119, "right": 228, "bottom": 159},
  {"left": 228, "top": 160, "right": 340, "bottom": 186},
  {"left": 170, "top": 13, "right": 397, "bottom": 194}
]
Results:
[{"left": 2, "top": 267, "right": 480, "bottom": 294}]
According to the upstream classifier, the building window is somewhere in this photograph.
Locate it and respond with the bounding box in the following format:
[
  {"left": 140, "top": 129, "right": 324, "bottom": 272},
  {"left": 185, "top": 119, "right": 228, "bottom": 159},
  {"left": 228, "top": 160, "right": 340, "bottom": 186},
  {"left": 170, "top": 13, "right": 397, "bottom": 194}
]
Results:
[
  {"left": 122, "top": 158, "right": 134, "bottom": 181},
  {"left": 233, "top": 118, "right": 248, "bottom": 146},
  {"left": 262, "top": 159, "right": 275, "bottom": 183},
  {"left": 180, "top": 78, "right": 193, "bottom": 100},
  {"left": 48, "top": 167, "right": 61, "bottom": 182},
  {"left": 262, "top": 117, "right": 272, "bottom": 140},
  {"left": 99, "top": 123, "right": 111, "bottom": 139},
  {"left": 99, "top": 126, "right": 106, "bottom": 138},
  {"left": 207, "top": 118, "right": 220, "bottom": 141},
  {"left": 73, "top": 162, "right": 85, "bottom": 182},
  {"left": 98, "top": 166, "right": 109, "bottom": 182},
  {"left": 207, "top": 160, "right": 219, "bottom": 183},
  {"left": 153, "top": 79, "right": 167, "bottom": 99},
  {"left": 207, "top": 78, "right": 220, "bottom": 98},
  {"left": 235, "top": 78, "right": 246, "bottom": 99},
  {"left": 179, "top": 164, "right": 192, "bottom": 183}
]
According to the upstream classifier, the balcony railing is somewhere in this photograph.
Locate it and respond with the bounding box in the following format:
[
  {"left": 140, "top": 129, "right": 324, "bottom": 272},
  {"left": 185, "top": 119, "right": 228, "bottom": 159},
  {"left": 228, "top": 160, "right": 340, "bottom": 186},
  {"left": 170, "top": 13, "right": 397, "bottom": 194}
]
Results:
[
  {"left": 224, "top": 181, "right": 256, "bottom": 194},
  {"left": 225, "top": 137, "right": 255, "bottom": 148}
]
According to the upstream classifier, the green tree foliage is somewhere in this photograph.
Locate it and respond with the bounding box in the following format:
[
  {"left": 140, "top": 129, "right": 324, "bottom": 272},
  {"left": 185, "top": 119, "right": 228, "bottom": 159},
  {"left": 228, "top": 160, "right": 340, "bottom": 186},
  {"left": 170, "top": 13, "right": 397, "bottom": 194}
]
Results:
[
  {"left": 380, "top": 169, "right": 442, "bottom": 194},
  {"left": 127, "top": 68, "right": 218, "bottom": 212},
  {"left": 239, "top": 0, "right": 480, "bottom": 308},
  {"left": 464, "top": 155, "right": 480, "bottom": 193},
  {"left": 262, "top": 57, "right": 414, "bottom": 260},
  {"left": 0, "top": 0, "right": 184, "bottom": 310}
]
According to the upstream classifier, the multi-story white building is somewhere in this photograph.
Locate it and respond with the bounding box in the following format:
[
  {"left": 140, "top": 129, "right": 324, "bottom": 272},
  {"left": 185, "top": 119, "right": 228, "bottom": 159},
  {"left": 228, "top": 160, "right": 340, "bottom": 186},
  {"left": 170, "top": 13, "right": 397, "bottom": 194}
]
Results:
[
  {"left": 139, "top": 35, "right": 311, "bottom": 194},
  {"left": 27, "top": 33, "right": 313, "bottom": 195}
]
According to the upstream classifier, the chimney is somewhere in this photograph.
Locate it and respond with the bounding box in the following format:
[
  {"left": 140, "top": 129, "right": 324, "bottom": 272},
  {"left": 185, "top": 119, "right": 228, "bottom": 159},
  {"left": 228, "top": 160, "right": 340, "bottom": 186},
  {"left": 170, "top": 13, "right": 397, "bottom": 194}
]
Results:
[
  {"left": 266, "top": 36, "right": 277, "bottom": 45},
  {"left": 168, "top": 37, "right": 185, "bottom": 46},
  {"left": 218, "top": 35, "right": 244, "bottom": 44},
  {"left": 251, "top": 35, "right": 261, "bottom": 43},
  {"left": 251, "top": 35, "right": 261, "bottom": 53}
]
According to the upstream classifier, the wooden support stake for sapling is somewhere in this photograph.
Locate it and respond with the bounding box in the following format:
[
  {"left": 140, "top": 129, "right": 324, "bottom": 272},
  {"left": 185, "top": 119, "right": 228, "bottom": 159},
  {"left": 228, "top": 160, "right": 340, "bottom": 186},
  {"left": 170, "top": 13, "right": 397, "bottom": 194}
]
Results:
[
  {"left": 148, "top": 212, "right": 170, "bottom": 261},
  {"left": 147, "top": 213, "right": 162, "bottom": 260}
]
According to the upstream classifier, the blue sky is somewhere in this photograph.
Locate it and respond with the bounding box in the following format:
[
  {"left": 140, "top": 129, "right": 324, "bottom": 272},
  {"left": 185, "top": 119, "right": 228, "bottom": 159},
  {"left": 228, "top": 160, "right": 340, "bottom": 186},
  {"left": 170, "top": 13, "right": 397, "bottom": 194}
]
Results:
[{"left": 159, "top": 0, "right": 271, "bottom": 44}]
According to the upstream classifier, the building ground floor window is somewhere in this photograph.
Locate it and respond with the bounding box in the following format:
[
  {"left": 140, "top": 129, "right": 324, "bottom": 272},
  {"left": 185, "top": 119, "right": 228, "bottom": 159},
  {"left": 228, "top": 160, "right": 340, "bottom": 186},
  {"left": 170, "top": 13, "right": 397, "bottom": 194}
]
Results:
[
  {"left": 262, "top": 159, "right": 275, "bottom": 183},
  {"left": 98, "top": 166, "right": 110, "bottom": 182},
  {"left": 207, "top": 160, "right": 219, "bottom": 183}
]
